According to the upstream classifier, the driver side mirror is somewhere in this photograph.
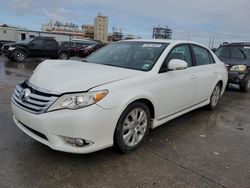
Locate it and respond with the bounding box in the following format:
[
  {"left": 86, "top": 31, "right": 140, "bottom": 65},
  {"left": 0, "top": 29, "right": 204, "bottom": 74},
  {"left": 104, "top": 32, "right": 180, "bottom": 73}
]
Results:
[{"left": 168, "top": 59, "right": 188, "bottom": 71}]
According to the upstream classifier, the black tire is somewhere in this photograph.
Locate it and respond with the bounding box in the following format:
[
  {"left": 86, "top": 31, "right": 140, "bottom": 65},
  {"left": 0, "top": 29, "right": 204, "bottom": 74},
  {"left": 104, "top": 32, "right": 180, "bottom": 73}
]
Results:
[
  {"left": 114, "top": 102, "right": 151, "bottom": 153},
  {"left": 58, "top": 52, "right": 69, "bottom": 60},
  {"left": 208, "top": 83, "right": 222, "bottom": 110},
  {"left": 240, "top": 78, "right": 250, "bottom": 93},
  {"left": 7, "top": 56, "right": 15, "bottom": 62},
  {"left": 14, "top": 50, "right": 27, "bottom": 63}
]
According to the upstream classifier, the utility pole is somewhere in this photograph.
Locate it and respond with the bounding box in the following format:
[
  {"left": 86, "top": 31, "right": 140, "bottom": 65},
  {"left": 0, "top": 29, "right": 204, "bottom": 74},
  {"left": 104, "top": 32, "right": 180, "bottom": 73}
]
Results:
[
  {"left": 209, "top": 37, "right": 211, "bottom": 49},
  {"left": 211, "top": 37, "right": 214, "bottom": 49}
]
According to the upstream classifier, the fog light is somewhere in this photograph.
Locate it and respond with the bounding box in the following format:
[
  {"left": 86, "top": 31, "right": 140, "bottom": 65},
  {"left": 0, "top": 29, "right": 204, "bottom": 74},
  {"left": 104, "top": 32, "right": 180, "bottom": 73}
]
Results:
[
  {"left": 61, "top": 136, "right": 93, "bottom": 147},
  {"left": 75, "top": 138, "right": 85, "bottom": 147}
]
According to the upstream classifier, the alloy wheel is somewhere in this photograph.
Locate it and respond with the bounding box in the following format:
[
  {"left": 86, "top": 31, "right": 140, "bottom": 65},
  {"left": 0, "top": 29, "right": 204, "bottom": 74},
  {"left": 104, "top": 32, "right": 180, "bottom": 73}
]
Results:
[
  {"left": 17, "top": 52, "right": 26, "bottom": 62},
  {"left": 211, "top": 85, "right": 221, "bottom": 107},
  {"left": 59, "top": 53, "right": 68, "bottom": 60},
  {"left": 122, "top": 108, "right": 147, "bottom": 147}
]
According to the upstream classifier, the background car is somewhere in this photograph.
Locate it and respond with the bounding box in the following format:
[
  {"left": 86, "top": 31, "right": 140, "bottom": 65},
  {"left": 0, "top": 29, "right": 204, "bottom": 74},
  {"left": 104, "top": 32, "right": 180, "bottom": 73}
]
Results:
[
  {"left": 215, "top": 42, "right": 250, "bottom": 92},
  {"left": 60, "top": 40, "right": 102, "bottom": 57},
  {"left": 4, "top": 37, "right": 70, "bottom": 62},
  {"left": 78, "top": 43, "right": 105, "bottom": 57}
]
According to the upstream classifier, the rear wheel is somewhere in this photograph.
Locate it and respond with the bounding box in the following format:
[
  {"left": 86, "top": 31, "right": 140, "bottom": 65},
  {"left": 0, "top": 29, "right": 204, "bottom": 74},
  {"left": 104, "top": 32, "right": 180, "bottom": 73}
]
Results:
[
  {"left": 240, "top": 77, "right": 250, "bottom": 92},
  {"left": 58, "top": 52, "right": 69, "bottom": 60},
  {"left": 14, "top": 50, "right": 27, "bottom": 63},
  {"left": 208, "top": 83, "right": 221, "bottom": 110},
  {"left": 114, "top": 102, "right": 151, "bottom": 153}
]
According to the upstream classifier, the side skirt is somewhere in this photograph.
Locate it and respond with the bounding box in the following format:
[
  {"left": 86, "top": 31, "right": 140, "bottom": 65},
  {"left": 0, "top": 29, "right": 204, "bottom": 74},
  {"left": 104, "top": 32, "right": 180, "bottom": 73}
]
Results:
[{"left": 151, "top": 99, "right": 209, "bottom": 129}]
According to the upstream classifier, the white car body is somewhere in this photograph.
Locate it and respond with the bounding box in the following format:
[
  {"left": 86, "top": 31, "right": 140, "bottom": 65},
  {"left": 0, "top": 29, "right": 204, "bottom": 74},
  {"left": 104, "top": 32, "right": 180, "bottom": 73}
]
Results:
[{"left": 11, "top": 39, "right": 228, "bottom": 153}]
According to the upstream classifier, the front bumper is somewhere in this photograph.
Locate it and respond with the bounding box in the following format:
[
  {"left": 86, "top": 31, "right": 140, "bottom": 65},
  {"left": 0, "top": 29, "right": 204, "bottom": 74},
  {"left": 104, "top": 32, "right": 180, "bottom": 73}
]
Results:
[
  {"left": 11, "top": 102, "right": 121, "bottom": 154},
  {"left": 4, "top": 50, "right": 14, "bottom": 57},
  {"left": 228, "top": 71, "right": 248, "bottom": 85}
]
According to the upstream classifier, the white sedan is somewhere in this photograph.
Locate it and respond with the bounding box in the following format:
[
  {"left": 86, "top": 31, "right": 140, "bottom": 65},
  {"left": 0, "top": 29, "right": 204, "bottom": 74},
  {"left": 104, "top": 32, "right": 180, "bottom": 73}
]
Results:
[{"left": 11, "top": 39, "right": 228, "bottom": 154}]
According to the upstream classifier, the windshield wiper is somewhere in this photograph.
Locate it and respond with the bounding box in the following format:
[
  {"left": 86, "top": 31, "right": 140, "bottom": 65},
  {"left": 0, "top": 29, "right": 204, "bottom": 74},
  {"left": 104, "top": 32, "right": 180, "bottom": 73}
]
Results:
[
  {"left": 101, "top": 63, "right": 119, "bottom": 67},
  {"left": 238, "top": 48, "right": 247, "bottom": 59}
]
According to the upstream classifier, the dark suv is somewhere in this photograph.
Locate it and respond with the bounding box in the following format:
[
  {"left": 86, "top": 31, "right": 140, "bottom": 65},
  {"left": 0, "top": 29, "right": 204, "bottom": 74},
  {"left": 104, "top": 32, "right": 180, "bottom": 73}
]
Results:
[
  {"left": 215, "top": 43, "right": 250, "bottom": 92},
  {"left": 4, "top": 37, "right": 70, "bottom": 62}
]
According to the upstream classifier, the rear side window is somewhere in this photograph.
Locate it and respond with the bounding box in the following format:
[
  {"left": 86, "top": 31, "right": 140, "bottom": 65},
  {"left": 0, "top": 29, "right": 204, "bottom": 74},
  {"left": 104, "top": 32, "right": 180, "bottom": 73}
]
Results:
[
  {"left": 192, "top": 45, "right": 211, "bottom": 66},
  {"left": 230, "top": 46, "right": 250, "bottom": 59},
  {"left": 75, "top": 42, "right": 88, "bottom": 48},
  {"left": 60, "top": 42, "right": 73, "bottom": 47},
  {"left": 44, "top": 40, "right": 57, "bottom": 49},
  {"left": 166, "top": 44, "right": 193, "bottom": 67},
  {"left": 209, "top": 53, "right": 216, "bottom": 64}
]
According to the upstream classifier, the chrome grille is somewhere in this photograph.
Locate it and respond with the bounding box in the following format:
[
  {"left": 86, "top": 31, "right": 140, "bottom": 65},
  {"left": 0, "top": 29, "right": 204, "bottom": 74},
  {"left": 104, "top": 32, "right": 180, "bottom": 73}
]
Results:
[{"left": 12, "top": 83, "right": 58, "bottom": 114}]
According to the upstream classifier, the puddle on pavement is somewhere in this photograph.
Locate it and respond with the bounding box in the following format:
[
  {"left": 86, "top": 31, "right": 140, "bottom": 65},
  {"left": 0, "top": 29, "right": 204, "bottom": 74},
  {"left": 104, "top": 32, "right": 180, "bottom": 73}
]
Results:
[{"left": 0, "top": 56, "right": 40, "bottom": 77}]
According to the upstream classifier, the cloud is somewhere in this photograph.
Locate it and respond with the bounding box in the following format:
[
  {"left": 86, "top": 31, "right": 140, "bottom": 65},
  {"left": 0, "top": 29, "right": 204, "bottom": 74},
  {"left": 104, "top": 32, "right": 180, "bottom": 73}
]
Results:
[{"left": 1, "top": 0, "right": 250, "bottom": 46}]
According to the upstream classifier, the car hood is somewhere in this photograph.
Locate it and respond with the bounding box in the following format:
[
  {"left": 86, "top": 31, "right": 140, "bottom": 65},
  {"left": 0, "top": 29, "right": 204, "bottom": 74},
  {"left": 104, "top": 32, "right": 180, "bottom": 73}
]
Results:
[
  {"left": 29, "top": 60, "right": 144, "bottom": 94},
  {"left": 218, "top": 57, "right": 250, "bottom": 66},
  {"left": 2, "top": 42, "right": 16, "bottom": 48}
]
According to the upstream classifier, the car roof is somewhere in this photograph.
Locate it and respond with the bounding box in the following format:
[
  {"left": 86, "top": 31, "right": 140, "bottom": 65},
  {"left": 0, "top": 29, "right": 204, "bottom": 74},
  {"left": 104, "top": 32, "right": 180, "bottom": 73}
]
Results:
[
  {"left": 221, "top": 42, "right": 250, "bottom": 46},
  {"left": 118, "top": 39, "right": 210, "bottom": 50}
]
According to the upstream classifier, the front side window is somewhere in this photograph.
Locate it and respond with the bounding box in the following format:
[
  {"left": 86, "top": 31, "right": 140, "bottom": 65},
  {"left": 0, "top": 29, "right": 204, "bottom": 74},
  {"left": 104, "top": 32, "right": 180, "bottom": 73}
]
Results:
[
  {"left": 85, "top": 42, "right": 168, "bottom": 71},
  {"left": 30, "top": 39, "right": 43, "bottom": 48},
  {"left": 165, "top": 44, "right": 193, "bottom": 67},
  {"left": 192, "top": 45, "right": 210, "bottom": 66}
]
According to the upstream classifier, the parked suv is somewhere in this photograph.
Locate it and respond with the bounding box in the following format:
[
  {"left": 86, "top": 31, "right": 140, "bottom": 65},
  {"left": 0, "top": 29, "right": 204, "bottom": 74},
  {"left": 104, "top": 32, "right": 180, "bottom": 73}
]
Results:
[
  {"left": 4, "top": 37, "right": 70, "bottom": 62},
  {"left": 215, "top": 42, "right": 250, "bottom": 92}
]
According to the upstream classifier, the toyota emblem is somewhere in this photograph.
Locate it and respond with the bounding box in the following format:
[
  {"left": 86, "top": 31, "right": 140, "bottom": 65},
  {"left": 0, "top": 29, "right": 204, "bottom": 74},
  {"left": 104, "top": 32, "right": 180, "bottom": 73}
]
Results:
[{"left": 20, "top": 88, "right": 31, "bottom": 101}]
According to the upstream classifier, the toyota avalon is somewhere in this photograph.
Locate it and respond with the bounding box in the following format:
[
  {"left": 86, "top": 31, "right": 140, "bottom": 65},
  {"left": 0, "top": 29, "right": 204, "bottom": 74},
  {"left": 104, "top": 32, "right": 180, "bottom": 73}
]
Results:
[{"left": 11, "top": 39, "right": 228, "bottom": 153}]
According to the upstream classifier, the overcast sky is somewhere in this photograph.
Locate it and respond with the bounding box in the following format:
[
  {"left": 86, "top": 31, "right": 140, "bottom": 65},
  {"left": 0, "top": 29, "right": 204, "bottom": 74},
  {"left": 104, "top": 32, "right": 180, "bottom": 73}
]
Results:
[{"left": 0, "top": 0, "right": 250, "bottom": 47}]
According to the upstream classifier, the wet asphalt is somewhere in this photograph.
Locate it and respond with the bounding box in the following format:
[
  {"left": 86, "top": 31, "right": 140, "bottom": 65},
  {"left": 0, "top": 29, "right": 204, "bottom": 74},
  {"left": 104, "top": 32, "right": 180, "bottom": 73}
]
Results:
[{"left": 0, "top": 56, "right": 250, "bottom": 188}]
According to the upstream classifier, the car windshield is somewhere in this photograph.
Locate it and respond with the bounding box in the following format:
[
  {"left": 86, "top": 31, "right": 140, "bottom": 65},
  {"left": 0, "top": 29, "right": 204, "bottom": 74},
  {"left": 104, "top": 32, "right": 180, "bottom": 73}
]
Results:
[
  {"left": 16, "top": 38, "right": 34, "bottom": 44},
  {"left": 216, "top": 45, "right": 250, "bottom": 59},
  {"left": 85, "top": 42, "right": 168, "bottom": 71}
]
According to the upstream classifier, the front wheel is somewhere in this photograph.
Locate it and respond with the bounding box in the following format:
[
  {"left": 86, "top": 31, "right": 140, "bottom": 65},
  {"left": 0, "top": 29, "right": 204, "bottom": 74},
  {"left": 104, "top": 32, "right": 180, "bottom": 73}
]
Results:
[
  {"left": 240, "top": 78, "right": 250, "bottom": 92},
  {"left": 208, "top": 83, "right": 221, "bottom": 110},
  {"left": 114, "top": 102, "right": 151, "bottom": 153},
  {"left": 14, "top": 51, "right": 27, "bottom": 63},
  {"left": 58, "top": 52, "right": 69, "bottom": 60}
]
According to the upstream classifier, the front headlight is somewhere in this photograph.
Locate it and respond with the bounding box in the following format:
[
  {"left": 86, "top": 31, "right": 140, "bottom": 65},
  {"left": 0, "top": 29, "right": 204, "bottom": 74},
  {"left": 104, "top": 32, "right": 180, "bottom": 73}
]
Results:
[
  {"left": 230, "top": 65, "right": 247, "bottom": 72},
  {"left": 48, "top": 90, "right": 108, "bottom": 111},
  {"left": 8, "top": 47, "right": 16, "bottom": 51}
]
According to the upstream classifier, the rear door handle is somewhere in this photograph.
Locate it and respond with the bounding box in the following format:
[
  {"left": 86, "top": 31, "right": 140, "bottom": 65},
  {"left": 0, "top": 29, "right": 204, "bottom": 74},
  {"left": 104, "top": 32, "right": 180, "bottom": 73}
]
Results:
[{"left": 191, "top": 75, "right": 198, "bottom": 80}]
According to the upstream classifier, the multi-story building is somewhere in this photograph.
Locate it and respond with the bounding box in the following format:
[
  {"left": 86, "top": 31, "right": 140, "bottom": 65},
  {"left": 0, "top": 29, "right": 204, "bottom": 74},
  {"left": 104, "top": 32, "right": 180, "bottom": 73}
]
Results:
[
  {"left": 82, "top": 24, "right": 94, "bottom": 39},
  {"left": 94, "top": 13, "right": 108, "bottom": 42},
  {"left": 152, "top": 26, "right": 172, "bottom": 39},
  {"left": 42, "top": 21, "right": 80, "bottom": 32},
  {"left": 111, "top": 27, "right": 124, "bottom": 41}
]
